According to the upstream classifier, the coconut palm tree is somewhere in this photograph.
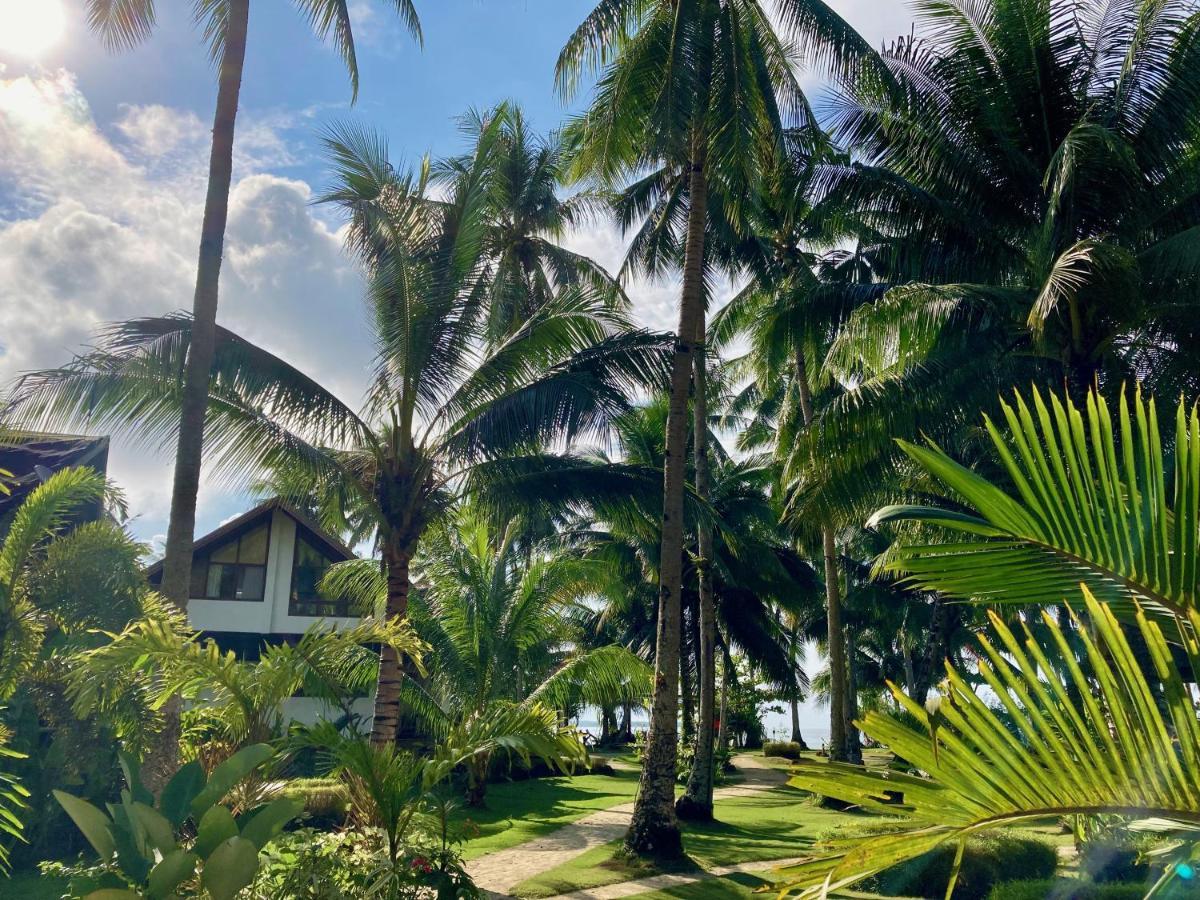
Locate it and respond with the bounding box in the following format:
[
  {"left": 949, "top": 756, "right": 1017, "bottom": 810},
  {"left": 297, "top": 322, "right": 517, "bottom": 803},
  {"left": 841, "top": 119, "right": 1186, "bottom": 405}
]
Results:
[
  {"left": 568, "top": 399, "right": 817, "bottom": 802},
  {"left": 798, "top": 0, "right": 1200, "bottom": 522},
  {"left": 322, "top": 504, "right": 653, "bottom": 805},
  {"left": 706, "top": 127, "right": 888, "bottom": 763},
  {"left": 440, "top": 104, "right": 628, "bottom": 342},
  {"left": 83, "top": 0, "right": 422, "bottom": 608},
  {"left": 7, "top": 122, "right": 668, "bottom": 749},
  {"left": 557, "top": 2, "right": 882, "bottom": 847}
]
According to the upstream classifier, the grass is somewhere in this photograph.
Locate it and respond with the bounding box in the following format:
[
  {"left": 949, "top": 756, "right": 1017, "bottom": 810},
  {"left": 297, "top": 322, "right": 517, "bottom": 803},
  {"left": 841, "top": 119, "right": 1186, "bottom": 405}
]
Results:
[
  {"left": 0, "top": 871, "right": 68, "bottom": 899},
  {"left": 453, "top": 764, "right": 642, "bottom": 861},
  {"left": 512, "top": 784, "right": 876, "bottom": 898}
]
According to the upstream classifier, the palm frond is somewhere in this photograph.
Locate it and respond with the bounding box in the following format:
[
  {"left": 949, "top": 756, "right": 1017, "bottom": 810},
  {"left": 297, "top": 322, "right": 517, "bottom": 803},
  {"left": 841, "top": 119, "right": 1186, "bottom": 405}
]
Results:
[
  {"left": 869, "top": 387, "right": 1200, "bottom": 628},
  {"left": 776, "top": 587, "right": 1200, "bottom": 897}
]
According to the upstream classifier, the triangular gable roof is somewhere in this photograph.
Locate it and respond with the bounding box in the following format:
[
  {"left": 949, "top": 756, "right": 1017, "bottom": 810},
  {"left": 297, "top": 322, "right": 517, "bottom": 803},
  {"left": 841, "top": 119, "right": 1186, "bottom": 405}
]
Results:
[{"left": 144, "top": 498, "right": 356, "bottom": 577}]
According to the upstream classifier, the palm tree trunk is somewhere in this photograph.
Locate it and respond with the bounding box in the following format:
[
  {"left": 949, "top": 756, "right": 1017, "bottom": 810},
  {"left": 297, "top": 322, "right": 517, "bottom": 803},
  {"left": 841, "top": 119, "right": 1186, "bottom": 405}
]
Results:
[
  {"left": 159, "top": 0, "right": 250, "bottom": 606},
  {"left": 144, "top": 0, "right": 249, "bottom": 793},
  {"left": 626, "top": 131, "right": 708, "bottom": 859},
  {"left": 794, "top": 350, "right": 851, "bottom": 763},
  {"left": 715, "top": 652, "right": 724, "bottom": 758},
  {"left": 371, "top": 537, "right": 413, "bottom": 746},
  {"left": 620, "top": 701, "right": 633, "bottom": 741},
  {"left": 789, "top": 698, "right": 808, "bottom": 749},
  {"left": 845, "top": 630, "right": 862, "bottom": 763},
  {"left": 680, "top": 633, "right": 695, "bottom": 745},
  {"left": 679, "top": 347, "right": 716, "bottom": 820}
]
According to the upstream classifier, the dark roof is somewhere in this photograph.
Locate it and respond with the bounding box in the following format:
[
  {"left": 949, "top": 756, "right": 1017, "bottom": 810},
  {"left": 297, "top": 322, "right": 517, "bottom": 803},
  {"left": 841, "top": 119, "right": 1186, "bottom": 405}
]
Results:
[
  {"left": 0, "top": 432, "right": 110, "bottom": 524},
  {"left": 144, "top": 498, "right": 356, "bottom": 577}
]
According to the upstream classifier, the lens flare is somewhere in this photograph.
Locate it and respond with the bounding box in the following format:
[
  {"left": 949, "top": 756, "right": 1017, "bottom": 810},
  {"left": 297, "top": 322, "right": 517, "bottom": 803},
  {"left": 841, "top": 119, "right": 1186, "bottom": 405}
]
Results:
[{"left": 0, "top": 0, "right": 66, "bottom": 59}]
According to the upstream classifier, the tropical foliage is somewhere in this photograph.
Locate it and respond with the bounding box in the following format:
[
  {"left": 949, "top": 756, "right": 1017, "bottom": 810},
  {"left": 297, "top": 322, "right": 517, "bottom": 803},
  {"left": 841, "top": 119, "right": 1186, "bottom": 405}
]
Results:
[
  {"left": 11, "top": 0, "right": 1200, "bottom": 895},
  {"left": 323, "top": 505, "right": 651, "bottom": 803}
]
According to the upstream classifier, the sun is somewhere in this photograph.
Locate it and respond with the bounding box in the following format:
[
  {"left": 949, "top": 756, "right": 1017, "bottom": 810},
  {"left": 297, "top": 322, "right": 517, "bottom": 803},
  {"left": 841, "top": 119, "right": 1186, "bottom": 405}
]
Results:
[{"left": 0, "top": 0, "right": 66, "bottom": 59}]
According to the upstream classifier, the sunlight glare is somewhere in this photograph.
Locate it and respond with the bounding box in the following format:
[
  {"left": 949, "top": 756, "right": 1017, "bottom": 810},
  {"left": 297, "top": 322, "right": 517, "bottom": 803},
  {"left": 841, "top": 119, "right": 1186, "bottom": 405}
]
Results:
[{"left": 0, "top": 0, "right": 66, "bottom": 59}]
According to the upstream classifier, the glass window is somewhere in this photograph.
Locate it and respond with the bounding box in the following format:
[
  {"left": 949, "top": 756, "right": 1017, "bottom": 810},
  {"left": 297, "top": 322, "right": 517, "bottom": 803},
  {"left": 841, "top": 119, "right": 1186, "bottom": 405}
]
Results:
[
  {"left": 289, "top": 534, "right": 348, "bottom": 617},
  {"left": 194, "top": 523, "right": 269, "bottom": 601}
]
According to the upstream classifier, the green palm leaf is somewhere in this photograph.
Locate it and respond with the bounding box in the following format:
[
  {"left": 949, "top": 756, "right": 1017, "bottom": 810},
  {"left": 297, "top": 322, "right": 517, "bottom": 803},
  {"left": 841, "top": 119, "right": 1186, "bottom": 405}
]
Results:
[
  {"left": 776, "top": 587, "right": 1200, "bottom": 898},
  {"left": 870, "top": 387, "right": 1200, "bottom": 627}
]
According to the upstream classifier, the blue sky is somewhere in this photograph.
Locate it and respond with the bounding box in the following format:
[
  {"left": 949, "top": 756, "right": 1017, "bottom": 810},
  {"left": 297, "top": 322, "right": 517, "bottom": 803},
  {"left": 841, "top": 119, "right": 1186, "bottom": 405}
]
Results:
[{"left": 0, "top": 0, "right": 915, "bottom": 541}]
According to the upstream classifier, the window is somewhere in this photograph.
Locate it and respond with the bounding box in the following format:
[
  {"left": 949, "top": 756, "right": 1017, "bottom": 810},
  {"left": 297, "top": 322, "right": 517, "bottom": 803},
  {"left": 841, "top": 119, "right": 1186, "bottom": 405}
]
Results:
[
  {"left": 189, "top": 524, "right": 269, "bottom": 601},
  {"left": 289, "top": 534, "right": 349, "bottom": 617}
]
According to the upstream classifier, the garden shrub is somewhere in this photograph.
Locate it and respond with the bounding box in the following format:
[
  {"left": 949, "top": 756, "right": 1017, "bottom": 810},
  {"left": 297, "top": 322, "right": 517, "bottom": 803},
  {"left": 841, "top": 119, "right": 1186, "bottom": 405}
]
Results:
[
  {"left": 281, "top": 777, "right": 351, "bottom": 828},
  {"left": 863, "top": 835, "right": 1058, "bottom": 900},
  {"left": 762, "top": 740, "right": 804, "bottom": 761},
  {"left": 1080, "top": 840, "right": 1150, "bottom": 884},
  {"left": 987, "top": 879, "right": 1159, "bottom": 900}
]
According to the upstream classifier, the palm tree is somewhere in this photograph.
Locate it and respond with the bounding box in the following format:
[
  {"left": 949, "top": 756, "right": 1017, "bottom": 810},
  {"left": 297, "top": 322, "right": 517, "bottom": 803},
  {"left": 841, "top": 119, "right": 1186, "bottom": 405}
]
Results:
[
  {"left": 798, "top": 0, "right": 1200, "bottom": 521},
  {"left": 707, "top": 129, "right": 885, "bottom": 762},
  {"left": 8, "top": 123, "right": 668, "bottom": 749},
  {"left": 558, "top": 1, "right": 880, "bottom": 850},
  {"left": 322, "top": 504, "right": 653, "bottom": 805},
  {"left": 777, "top": 388, "right": 1200, "bottom": 898},
  {"left": 69, "top": 615, "right": 422, "bottom": 758},
  {"left": 440, "top": 104, "right": 628, "bottom": 342},
  {"left": 569, "top": 399, "right": 817, "bottom": 798},
  {"left": 83, "top": 0, "right": 422, "bottom": 608}
]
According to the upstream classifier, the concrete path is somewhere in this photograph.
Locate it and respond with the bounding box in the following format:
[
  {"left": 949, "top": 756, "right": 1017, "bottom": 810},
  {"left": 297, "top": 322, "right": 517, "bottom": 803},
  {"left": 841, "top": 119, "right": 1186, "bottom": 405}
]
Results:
[{"left": 466, "top": 755, "right": 789, "bottom": 898}]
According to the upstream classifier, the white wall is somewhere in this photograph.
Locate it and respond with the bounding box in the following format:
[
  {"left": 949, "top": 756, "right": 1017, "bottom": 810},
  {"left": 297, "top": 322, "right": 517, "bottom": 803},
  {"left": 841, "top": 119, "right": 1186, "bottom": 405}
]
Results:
[{"left": 187, "top": 508, "right": 360, "bottom": 636}]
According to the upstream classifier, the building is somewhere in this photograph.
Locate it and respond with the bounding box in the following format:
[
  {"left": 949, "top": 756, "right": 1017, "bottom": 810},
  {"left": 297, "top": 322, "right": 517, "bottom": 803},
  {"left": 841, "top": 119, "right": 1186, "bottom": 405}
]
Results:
[
  {"left": 146, "top": 498, "right": 372, "bottom": 726},
  {"left": 0, "top": 432, "right": 110, "bottom": 534}
]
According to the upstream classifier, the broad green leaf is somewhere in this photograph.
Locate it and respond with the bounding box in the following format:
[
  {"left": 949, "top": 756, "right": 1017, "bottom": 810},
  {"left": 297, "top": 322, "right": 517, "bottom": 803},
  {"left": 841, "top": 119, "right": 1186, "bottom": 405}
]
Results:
[
  {"left": 83, "top": 891, "right": 142, "bottom": 900},
  {"left": 201, "top": 836, "right": 259, "bottom": 900},
  {"left": 130, "top": 802, "right": 175, "bottom": 856},
  {"left": 193, "top": 805, "right": 238, "bottom": 859},
  {"left": 146, "top": 849, "right": 198, "bottom": 900},
  {"left": 53, "top": 790, "right": 114, "bottom": 860},
  {"left": 118, "top": 752, "right": 154, "bottom": 807},
  {"left": 159, "top": 760, "right": 205, "bottom": 826},
  {"left": 189, "top": 744, "right": 273, "bottom": 819},
  {"left": 238, "top": 797, "right": 303, "bottom": 849}
]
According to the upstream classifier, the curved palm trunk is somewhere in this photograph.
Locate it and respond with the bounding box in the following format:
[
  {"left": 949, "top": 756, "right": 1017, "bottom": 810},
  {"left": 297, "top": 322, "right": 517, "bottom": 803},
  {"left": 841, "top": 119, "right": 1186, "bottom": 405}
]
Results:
[
  {"left": 679, "top": 347, "right": 716, "bottom": 820},
  {"left": 794, "top": 352, "right": 851, "bottom": 763},
  {"left": 145, "top": 0, "right": 249, "bottom": 793},
  {"left": 371, "top": 537, "right": 414, "bottom": 746},
  {"left": 626, "top": 133, "right": 708, "bottom": 859}
]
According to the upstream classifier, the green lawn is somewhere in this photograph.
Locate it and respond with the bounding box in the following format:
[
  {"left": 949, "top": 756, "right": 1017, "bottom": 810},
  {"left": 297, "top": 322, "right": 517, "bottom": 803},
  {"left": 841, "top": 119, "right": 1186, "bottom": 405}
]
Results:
[
  {"left": 454, "top": 765, "right": 642, "bottom": 861},
  {"left": 512, "top": 784, "right": 876, "bottom": 898}
]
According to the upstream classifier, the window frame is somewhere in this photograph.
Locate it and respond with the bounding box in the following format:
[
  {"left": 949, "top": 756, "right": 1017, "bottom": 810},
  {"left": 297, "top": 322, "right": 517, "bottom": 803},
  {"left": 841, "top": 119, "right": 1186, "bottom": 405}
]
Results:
[
  {"left": 287, "top": 530, "right": 350, "bottom": 618},
  {"left": 192, "top": 520, "right": 272, "bottom": 603}
]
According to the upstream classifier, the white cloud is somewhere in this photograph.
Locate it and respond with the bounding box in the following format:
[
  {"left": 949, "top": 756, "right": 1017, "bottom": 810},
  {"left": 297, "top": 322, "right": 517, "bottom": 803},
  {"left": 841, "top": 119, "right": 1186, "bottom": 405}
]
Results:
[{"left": 0, "top": 69, "right": 365, "bottom": 543}]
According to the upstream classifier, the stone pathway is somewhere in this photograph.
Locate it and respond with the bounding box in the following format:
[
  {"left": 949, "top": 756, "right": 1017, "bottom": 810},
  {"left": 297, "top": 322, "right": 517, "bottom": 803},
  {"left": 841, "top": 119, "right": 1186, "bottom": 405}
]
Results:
[{"left": 466, "top": 755, "right": 790, "bottom": 898}]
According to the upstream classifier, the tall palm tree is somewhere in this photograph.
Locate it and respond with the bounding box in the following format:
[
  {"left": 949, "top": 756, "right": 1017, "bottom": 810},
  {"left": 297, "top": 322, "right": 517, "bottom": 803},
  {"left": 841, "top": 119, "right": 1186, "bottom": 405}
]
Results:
[
  {"left": 569, "top": 400, "right": 817, "bottom": 781},
  {"left": 323, "top": 504, "right": 653, "bottom": 804},
  {"left": 7, "top": 123, "right": 669, "bottom": 748},
  {"left": 558, "top": 1, "right": 879, "bottom": 850},
  {"left": 798, "top": 0, "right": 1200, "bottom": 521},
  {"left": 708, "top": 132, "right": 879, "bottom": 762},
  {"left": 440, "top": 104, "right": 629, "bottom": 342},
  {"left": 83, "top": 0, "right": 422, "bottom": 608}
]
